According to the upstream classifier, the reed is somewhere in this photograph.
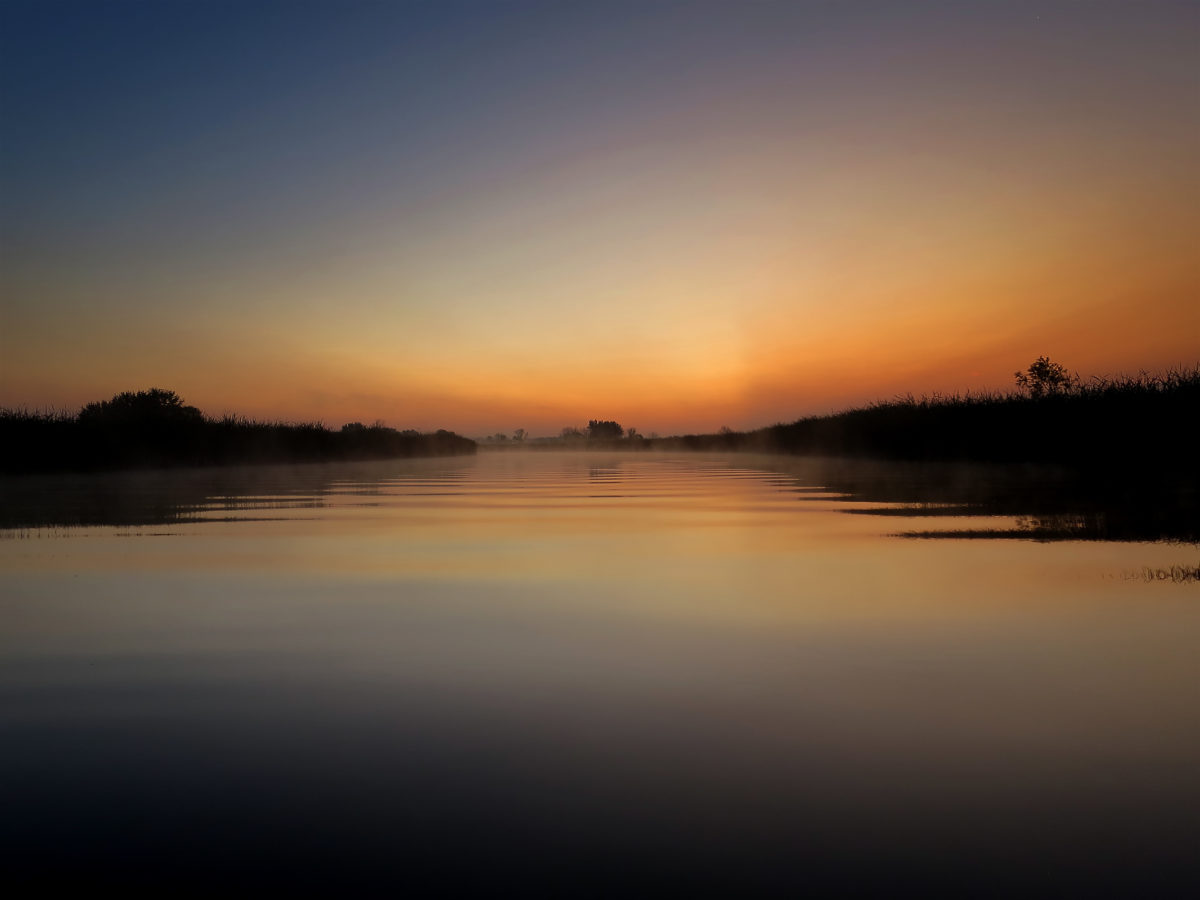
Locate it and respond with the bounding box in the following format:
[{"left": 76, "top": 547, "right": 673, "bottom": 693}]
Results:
[{"left": 652, "top": 364, "right": 1199, "bottom": 471}]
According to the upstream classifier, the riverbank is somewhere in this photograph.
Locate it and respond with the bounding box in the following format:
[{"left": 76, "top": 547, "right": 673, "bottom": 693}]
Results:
[
  {"left": 0, "top": 389, "right": 475, "bottom": 473},
  {"left": 652, "top": 366, "right": 1199, "bottom": 471}
]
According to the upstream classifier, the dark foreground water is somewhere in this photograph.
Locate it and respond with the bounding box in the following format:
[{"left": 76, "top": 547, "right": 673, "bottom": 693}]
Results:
[{"left": 2, "top": 452, "right": 1198, "bottom": 895}]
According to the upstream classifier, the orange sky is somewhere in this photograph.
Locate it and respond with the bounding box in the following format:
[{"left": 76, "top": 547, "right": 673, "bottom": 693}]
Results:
[{"left": 3, "top": 3, "right": 1197, "bottom": 435}]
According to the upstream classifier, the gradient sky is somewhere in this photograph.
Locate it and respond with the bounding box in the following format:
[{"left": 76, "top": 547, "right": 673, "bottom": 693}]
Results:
[{"left": 3, "top": 1, "right": 1197, "bottom": 435}]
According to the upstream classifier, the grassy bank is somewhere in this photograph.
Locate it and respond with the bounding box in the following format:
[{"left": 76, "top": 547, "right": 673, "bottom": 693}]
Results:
[
  {"left": 653, "top": 366, "right": 1199, "bottom": 470},
  {"left": 0, "top": 389, "right": 475, "bottom": 473}
]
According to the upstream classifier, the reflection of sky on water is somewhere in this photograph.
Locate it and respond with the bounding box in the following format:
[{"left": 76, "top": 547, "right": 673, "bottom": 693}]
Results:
[{"left": 2, "top": 452, "right": 1198, "bottom": 892}]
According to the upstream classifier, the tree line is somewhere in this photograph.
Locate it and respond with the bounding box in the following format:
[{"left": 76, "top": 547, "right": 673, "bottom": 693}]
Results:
[
  {"left": 484, "top": 419, "right": 647, "bottom": 446},
  {"left": 1, "top": 388, "right": 475, "bottom": 473}
]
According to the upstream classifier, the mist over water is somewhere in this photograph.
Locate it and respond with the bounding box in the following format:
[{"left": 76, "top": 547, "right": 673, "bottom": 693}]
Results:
[{"left": 3, "top": 452, "right": 1198, "bottom": 893}]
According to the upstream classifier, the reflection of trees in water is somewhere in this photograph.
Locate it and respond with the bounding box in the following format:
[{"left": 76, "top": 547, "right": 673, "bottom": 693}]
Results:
[
  {"left": 758, "top": 456, "right": 1198, "bottom": 545},
  {"left": 0, "top": 458, "right": 476, "bottom": 529},
  {"left": 4, "top": 452, "right": 1195, "bottom": 547}
]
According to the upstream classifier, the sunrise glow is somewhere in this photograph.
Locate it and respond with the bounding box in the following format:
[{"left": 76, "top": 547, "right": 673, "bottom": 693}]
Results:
[{"left": 3, "top": 2, "right": 1197, "bottom": 435}]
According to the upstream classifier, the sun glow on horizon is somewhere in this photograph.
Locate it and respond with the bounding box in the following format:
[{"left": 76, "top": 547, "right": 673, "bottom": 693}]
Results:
[{"left": 2, "top": 2, "right": 1197, "bottom": 435}]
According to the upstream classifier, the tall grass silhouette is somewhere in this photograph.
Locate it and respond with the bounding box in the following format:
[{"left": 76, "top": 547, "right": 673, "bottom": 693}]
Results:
[{"left": 653, "top": 364, "right": 1198, "bottom": 470}]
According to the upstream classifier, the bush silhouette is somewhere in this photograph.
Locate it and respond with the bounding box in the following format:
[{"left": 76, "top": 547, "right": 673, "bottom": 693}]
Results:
[
  {"left": 1014, "top": 357, "right": 1077, "bottom": 398},
  {"left": 78, "top": 388, "right": 204, "bottom": 426}
]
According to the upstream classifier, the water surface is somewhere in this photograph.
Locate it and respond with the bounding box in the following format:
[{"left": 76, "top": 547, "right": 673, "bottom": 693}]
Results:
[{"left": 2, "top": 452, "right": 1197, "bottom": 894}]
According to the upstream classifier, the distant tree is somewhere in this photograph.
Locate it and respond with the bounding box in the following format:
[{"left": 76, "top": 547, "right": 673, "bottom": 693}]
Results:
[
  {"left": 561, "top": 426, "right": 585, "bottom": 440},
  {"left": 587, "top": 419, "right": 623, "bottom": 440},
  {"left": 1014, "top": 357, "right": 1078, "bottom": 398},
  {"left": 513, "top": 428, "right": 526, "bottom": 442},
  {"left": 493, "top": 433, "right": 508, "bottom": 442}
]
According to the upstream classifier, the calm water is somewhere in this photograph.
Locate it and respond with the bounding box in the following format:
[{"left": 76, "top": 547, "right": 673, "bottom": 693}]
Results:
[{"left": 2, "top": 452, "right": 1198, "bottom": 894}]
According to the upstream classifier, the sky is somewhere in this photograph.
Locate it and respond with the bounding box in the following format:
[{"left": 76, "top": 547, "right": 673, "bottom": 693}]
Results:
[{"left": 2, "top": 0, "right": 1197, "bottom": 436}]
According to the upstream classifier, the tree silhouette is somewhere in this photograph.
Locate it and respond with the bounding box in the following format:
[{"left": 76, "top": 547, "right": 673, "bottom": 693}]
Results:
[
  {"left": 78, "top": 388, "right": 203, "bottom": 425},
  {"left": 1014, "top": 357, "right": 1077, "bottom": 398},
  {"left": 587, "top": 420, "right": 623, "bottom": 440}
]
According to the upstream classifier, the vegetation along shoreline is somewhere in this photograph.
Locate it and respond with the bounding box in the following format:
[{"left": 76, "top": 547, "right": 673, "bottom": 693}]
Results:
[
  {"left": 0, "top": 388, "right": 475, "bottom": 473},
  {"left": 2, "top": 360, "right": 1196, "bottom": 477}
]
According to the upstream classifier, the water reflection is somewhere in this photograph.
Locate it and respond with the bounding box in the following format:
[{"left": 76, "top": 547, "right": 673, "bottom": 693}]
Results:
[
  {"left": 742, "top": 455, "right": 1198, "bottom": 544},
  {"left": 1128, "top": 562, "right": 1200, "bottom": 583},
  {"left": 3, "top": 452, "right": 1194, "bottom": 545},
  {"left": 0, "top": 458, "right": 476, "bottom": 529},
  {"left": 2, "top": 452, "right": 1199, "bottom": 893}
]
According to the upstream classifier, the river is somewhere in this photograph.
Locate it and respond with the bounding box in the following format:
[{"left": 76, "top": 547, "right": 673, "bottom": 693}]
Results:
[{"left": 2, "top": 451, "right": 1197, "bottom": 894}]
